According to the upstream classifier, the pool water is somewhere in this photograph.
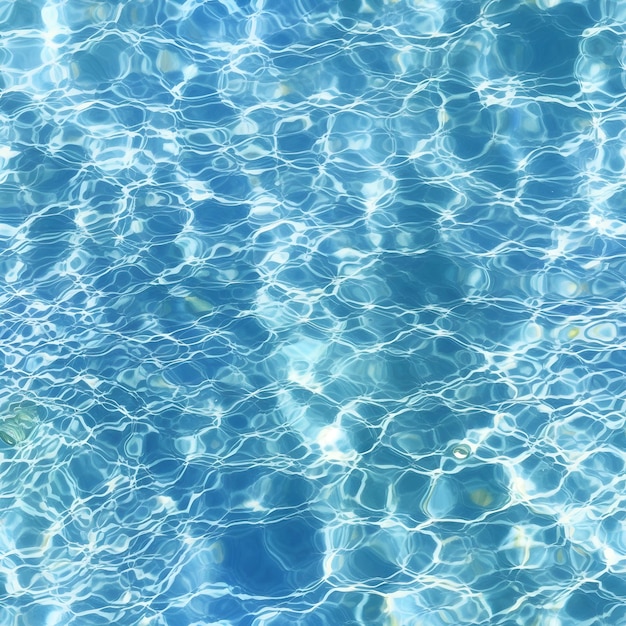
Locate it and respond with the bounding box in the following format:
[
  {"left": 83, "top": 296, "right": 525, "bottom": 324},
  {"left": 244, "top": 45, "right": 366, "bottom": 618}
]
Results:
[{"left": 1, "top": 0, "right": 626, "bottom": 624}]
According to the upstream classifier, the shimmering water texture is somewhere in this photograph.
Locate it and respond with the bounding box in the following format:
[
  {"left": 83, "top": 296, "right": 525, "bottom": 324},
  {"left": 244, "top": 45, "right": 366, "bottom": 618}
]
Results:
[{"left": 1, "top": 0, "right": 626, "bottom": 624}]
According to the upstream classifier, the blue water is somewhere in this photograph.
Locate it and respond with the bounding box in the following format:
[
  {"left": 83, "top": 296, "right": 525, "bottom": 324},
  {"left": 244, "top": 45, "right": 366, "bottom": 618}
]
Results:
[{"left": 1, "top": 0, "right": 626, "bottom": 624}]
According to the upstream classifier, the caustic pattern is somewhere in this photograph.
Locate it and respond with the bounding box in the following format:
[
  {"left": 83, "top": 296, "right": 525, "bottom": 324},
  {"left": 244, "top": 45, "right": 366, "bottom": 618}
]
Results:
[{"left": 0, "top": 0, "right": 626, "bottom": 625}]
